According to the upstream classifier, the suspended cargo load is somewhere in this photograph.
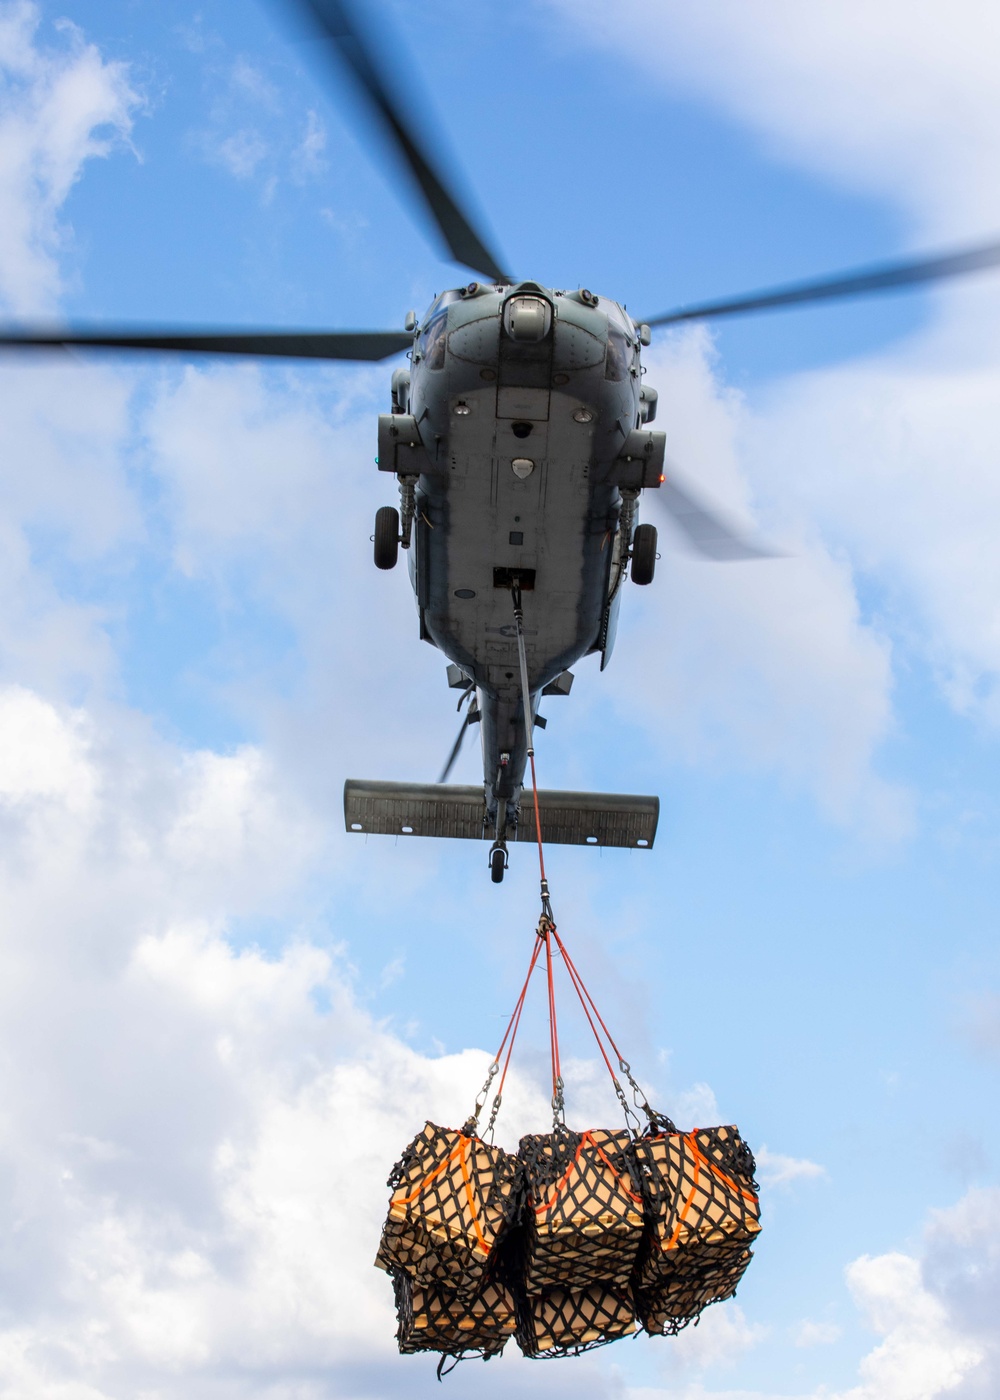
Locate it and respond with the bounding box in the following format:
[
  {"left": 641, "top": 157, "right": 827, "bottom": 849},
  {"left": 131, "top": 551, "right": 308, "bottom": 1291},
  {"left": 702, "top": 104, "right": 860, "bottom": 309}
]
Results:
[
  {"left": 376, "top": 717, "right": 761, "bottom": 1372},
  {"left": 375, "top": 1121, "right": 521, "bottom": 1300},
  {"left": 515, "top": 1282, "right": 636, "bottom": 1358},
  {"left": 518, "top": 1128, "right": 645, "bottom": 1290},
  {"left": 632, "top": 1124, "right": 761, "bottom": 1335},
  {"left": 634, "top": 1244, "right": 754, "bottom": 1337},
  {"left": 393, "top": 1270, "right": 517, "bottom": 1360}
]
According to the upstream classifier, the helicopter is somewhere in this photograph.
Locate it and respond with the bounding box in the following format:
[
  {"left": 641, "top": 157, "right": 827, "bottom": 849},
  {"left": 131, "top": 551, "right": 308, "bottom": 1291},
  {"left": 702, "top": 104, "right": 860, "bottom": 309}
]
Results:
[{"left": 3, "top": 1, "right": 1000, "bottom": 884}]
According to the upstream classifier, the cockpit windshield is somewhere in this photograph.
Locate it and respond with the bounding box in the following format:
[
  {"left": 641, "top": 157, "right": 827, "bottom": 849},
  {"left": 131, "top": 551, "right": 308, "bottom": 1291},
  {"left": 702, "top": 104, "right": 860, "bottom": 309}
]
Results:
[
  {"left": 605, "top": 301, "right": 632, "bottom": 330},
  {"left": 417, "top": 289, "right": 462, "bottom": 370},
  {"left": 422, "top": 288, "right": 463, "bottom": 323},
  {"left": 418, "top": 311, "right": 448, "bottom": 369},
  {"left": 605, "top": 323, "right": 634, "bottom": 382}
]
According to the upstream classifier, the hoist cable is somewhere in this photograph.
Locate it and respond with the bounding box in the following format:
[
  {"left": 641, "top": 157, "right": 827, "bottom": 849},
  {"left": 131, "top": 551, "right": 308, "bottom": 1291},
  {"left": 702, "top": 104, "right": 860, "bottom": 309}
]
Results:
[
  {"left": 473, "top": 581, "right": 648, "bottom": 1135},
  {"left": 511, "top": 581, "right": 551, "bottom": 911}
]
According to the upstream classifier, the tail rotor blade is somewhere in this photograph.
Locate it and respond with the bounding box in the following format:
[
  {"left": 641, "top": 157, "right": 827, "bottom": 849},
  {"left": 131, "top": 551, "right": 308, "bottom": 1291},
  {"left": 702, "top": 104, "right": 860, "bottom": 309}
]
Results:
[
  {"left": 659, "top": 470, "right": 780, "bottom": 561},
  {"left": 438, "top": 715, "right": 470, "bottom": 785},
  {"left": 438, "top": 689, "right": 479, "bottom": 783}
]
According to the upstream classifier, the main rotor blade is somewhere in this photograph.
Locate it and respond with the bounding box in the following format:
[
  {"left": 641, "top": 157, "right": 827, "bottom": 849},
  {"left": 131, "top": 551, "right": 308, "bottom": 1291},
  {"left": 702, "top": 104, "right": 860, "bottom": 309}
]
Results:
[
  {"left": 0, "top": 328, "right": 412, "bottom": 361},
  {"left": 659, "top": 470, "right": 778, "bottom": 561},
  {"left": 642, "top": 236, "right": 1000, "bottom": 328},
  {"left": 293, "top": 0, "right": 511, "bottom": 284}
]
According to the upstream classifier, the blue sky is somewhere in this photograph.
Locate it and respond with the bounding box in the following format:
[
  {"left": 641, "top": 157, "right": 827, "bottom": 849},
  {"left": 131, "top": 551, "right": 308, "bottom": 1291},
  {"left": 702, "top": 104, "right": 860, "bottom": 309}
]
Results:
[{"left": 0, "top": 2, "right": 999, "bottom": 1397}]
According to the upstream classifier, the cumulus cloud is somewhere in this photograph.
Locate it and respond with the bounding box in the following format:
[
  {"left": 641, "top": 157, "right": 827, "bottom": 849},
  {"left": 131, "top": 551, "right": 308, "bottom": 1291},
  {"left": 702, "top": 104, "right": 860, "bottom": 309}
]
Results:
[
  {"left": 546, "top": 0, "right": 1000, "bottom": 238},
  {"left": 840, "top": 1248, "right": 983, "bottom": 1400},
  {"left": 626, "top": 1189, "right": 1000, "bottom": 1399},
  {"left": 0, "top": 681, "right": 631, "bottom": 1398},
  {"left": 548, "top": 1, "right": 1000, "bottom": 764},
  {"left": 0, "top": 355, "right": 140, "bottom": 699},
  {"left": 754, "top": 1147, "right": 825, "bottom": 1188},
  {"left": 0, "top": 0, "right": 139, "bottom": 313},
  {"left": 793, "top": 1319, "right": 842, "bottom": 1346},
  {"left": 191, "top": 47, "right": 332, "bottom": 193},
  {"left": 608, "top": 329, "right": 909, "bottom": 837}
]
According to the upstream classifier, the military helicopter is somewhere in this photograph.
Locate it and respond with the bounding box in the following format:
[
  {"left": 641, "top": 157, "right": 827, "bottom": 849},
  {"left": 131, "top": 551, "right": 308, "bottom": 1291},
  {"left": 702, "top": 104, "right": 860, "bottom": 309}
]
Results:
[{"left": 3, "top": 1, "right": 1000, "bottom": 883}]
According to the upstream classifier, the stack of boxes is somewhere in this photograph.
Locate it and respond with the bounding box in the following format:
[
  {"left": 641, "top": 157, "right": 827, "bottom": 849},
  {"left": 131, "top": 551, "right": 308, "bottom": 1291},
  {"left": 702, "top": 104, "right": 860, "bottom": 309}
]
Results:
[
  {"left": 632, "top": 1125, "right": 763, "bottom": 1335},
  {"left": 515, "top": 1128, "right": 644, "bottom": 1356},
  {"left": 375, "top": 1121, "right": 521, "bottom": 1360},
  {"left": 376, "top": 1118, "right": 761, "bottom": 1366}
]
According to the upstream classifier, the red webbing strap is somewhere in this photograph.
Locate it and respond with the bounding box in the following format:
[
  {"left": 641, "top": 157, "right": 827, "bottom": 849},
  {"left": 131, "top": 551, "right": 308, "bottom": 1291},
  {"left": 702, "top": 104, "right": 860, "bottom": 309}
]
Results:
[
  {"left": 495, "top": 935, "right": 543, "bottom": 1100},
  {"left": 549, "top": 925, "right": 628, "bottom": 1069},
  {"left": 550, "top": 925, "right": 620, "bottom": 1088},
  {"left": 506, "top": 574, "right": 634, "bottom": 1124},
  {"left": 543, "top": 919, "right": 562, "bottom": 1110}
]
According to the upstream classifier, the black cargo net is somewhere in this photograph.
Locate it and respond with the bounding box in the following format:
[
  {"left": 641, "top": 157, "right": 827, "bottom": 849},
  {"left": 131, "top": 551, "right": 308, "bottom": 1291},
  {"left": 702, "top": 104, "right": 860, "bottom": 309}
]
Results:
[
  {"left": 631, "top": 1124, "right": 761, "bottom": 1335},
  {"left": 376, "top": 1121, "right": 521, "bottom": 1297},
  {"left": 393, "top": 1269, "right": 516, "bottom": 1368},
  {"left": 515, "top": 1281, "right": 637, "bottom": 1358},
  {"left": 518, "top": 1128, "right": 645, "bottom": 1291}
]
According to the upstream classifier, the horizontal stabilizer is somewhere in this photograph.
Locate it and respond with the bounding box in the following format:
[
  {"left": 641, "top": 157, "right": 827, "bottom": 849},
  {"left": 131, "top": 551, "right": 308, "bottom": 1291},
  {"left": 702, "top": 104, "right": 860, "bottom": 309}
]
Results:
[{"left": 344, "top": 780, "right": 658, "bottom": 849}]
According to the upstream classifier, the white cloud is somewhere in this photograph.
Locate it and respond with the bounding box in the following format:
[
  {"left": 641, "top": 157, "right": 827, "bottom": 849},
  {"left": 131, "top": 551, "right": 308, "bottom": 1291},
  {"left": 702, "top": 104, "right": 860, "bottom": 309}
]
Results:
[
  {"left": 292, "top": 108, "right": 327, "bottom": 182},
  {"left": 0, "top": 681, "right": 631, "bottom": 1398},
  {"left": 754, "top": 1146, "right": 825, "bottom": 1188},
  {"left": 626, "top": 1188, "right": 1000, "bottom": 1400},
  {"left": 669, "top": 1080, "right": 721, "bottom": 1130},
  {"left": 664, "top": 1300, "right": 765, "bottom": 1374},
  {"left": 546, "top": 3, "right": 1000, "bottom": 772},
  {"left": 746, "top": 333, "right": 1000, "bottom": 729},
  {"left": 547, "top": 0, "right": 1000, "bottom": 239},
  {"left": 230, "top": 56, "right": 279, "bottom": 110},
  {"left": 209, "top": 126, "right": 269, "bottom": 180},
  {"left": 0, "top": 0, "right": 139, "bottom": 313},
  {"left": 610, "top": 329, "right": 909, "bottom": 837},
  {"left": 793, "top": 1319, "right": 842, "bottom": 1347},
  {"left": 840, "top": 1251, "right": 984, "bottom": 1400}
]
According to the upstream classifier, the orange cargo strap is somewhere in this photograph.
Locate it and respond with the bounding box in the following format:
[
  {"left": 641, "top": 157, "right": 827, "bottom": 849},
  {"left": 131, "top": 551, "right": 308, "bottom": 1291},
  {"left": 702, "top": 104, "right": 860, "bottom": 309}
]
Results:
[{"left": 534, "top": 1130, "right": 644, "bottom": 1216}]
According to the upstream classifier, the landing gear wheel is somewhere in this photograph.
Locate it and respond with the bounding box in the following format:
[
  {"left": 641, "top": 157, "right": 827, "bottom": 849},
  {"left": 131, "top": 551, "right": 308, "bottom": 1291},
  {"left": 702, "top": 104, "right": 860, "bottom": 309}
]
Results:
[
  {"left": 631, "top": 522, "right": 658, "bottom": 585},
  {"left": 489, "top": 846, "right": 506, "bottom": 883},
  {"left": 374, "top": 505, "right": 400, "bottom": 570}
]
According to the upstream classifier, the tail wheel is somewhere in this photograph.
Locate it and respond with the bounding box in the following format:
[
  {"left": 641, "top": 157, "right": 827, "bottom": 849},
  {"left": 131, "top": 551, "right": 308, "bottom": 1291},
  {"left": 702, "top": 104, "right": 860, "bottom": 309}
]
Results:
[
  {"left": 631, "top": 522, "right": 658, "bottom": 585},
  {"left": 489, "top": 846, "right": 506, "bottom": 883},
  {"left": 374, "top": 505, "right": 400, "bottom": 570}
]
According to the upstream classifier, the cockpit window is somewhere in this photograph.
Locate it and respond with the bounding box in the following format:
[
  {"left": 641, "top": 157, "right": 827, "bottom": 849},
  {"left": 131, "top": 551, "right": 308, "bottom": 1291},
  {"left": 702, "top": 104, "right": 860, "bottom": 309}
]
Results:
[
  {"left": 418, "top": 310, "right": 448, "bottom": 370},
  {"left": 605, "top": 323, "right": 633, "bottom": 381},
  {"left": 423, "top": 288, "right": 462, "bottom": 322}
]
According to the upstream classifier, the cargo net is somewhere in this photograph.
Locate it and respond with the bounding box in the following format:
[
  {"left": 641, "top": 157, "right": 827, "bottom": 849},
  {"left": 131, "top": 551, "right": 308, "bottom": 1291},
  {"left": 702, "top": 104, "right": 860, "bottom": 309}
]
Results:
[
  {"left": 375, "top": 1121, "right": 522, "bottom": 1368},
  {"left": 632, "top": 1125, "right": 761, "bottom": 1336},
  {"left": 393, "top": 1270, "right": 517, "bottom": 1362},
  {"left": 374, "top": 912, "right": 762, "bottom": 1367}
]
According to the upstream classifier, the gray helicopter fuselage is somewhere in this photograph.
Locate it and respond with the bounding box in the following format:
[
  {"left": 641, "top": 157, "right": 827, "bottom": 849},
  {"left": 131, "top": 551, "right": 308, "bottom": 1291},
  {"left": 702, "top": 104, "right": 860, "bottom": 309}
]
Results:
[{"left": 377, "top": 281, "right": 663, "bottom": 829}]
